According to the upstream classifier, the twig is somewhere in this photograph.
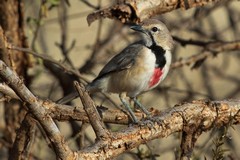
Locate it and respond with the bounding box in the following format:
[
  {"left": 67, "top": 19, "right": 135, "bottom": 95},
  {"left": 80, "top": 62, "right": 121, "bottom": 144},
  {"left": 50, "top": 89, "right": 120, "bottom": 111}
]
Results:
[
  {"left": 8, "top": 45, "right": 88, "bottom": 82},
  {"left": 74, "top": 81, "right": 110, "bottom": 140},
  {"left": 56, "top": 0, "right": 75, "bottom": 68},
  {"left": 180, "top": 120, "right": 203, "bottom": 160},
  {"left": 49, "top": 103, "right": 133, "bottom": 124},
  {"left": 173, "top": 36, "right": 209, "bottom": 47},
  {"left": 31, "top": 0, "right": 46, "bottom": 51},
  {"left": 0, "top": 83, "right": 20, "bottom": 100},
  {"left": 80, "top": 0, "right": 100, "bottom": 10},
  {"left": 0, "top": 83, "right": 134, "bottom": 124},
  {"left": 171, "top": 40, "right": 240, "bottom": 69}
]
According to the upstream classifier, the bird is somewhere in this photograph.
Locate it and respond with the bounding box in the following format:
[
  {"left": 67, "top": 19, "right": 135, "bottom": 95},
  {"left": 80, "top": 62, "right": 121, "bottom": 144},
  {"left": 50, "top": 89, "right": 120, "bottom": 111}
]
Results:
[{"left": 58, "top": 19, "right": 174, "bottom": 123}]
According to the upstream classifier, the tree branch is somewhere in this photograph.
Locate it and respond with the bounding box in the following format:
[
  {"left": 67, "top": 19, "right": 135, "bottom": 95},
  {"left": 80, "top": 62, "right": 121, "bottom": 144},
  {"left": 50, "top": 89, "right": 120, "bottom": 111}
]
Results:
[
  {"left": 0, "top": 82, "right": 20, "bottom": 100},
  {"left": 87, "top": 0, "right": 222, "bottom": 25},
  {"left": 74, "top": 82, "right": 111, "bottom": 140},
  {"left": 8, "top": 45, "right": 88, "bottom": 82},
  {"left": 75, "top": 99, "right": 240, "bottom": 159},
  {"left": 0, "top": 60, "right": 74, "bottom": 159},
  {"left": 9, "top": 114, "right": 36, "bottom": 160},
  {"left": 171, "top": 40, "right": 240, "bottom": 69}
]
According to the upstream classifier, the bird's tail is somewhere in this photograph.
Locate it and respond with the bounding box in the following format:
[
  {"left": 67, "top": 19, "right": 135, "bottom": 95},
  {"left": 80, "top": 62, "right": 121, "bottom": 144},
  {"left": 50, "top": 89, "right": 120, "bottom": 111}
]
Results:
[
  {"left": 56, "top": 82, "right": 100, "bottom": 104},
  {"left": 56, "top": 91, "right": 79, "bottom": 104},
  {"left": 85, "top": 82, "right": 101, "bottom": 93}
]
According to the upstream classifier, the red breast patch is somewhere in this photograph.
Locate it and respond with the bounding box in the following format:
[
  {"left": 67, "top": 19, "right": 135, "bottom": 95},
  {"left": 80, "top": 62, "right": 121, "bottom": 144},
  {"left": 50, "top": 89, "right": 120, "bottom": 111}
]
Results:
[{"left": 149, "top": 68, "right": 163, "bottom": 88}]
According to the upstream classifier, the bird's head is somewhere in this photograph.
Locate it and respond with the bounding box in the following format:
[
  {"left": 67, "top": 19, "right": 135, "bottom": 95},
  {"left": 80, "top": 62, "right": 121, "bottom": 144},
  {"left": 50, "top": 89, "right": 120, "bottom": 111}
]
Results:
[{"left": 131, "top": 19, "right": 174, "bottom": 50}]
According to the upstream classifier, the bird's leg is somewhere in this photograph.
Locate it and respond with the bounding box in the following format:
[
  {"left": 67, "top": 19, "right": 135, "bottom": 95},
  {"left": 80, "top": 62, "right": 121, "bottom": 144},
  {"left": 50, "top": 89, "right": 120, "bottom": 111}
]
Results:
[
  {"left": 132, "top": 97, "right": 157, "bottom": 128},
  {"left": 132, "top": 97, "right": 151, "bottom": 117},
  {"left": 119, "top": 94, "right": 138, "bottom": 123}
]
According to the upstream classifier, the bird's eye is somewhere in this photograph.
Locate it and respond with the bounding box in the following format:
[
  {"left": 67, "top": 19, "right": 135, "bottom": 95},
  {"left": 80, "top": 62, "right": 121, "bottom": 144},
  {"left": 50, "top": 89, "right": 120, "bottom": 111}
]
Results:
[{"left": 151, "top": 27, "right": 158, "bottom": 32}]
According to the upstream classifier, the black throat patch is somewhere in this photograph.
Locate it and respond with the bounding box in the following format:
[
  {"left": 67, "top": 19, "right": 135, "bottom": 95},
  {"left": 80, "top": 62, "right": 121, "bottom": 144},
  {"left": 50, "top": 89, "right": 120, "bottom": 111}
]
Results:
[{"left": 149, "top": 44, "right": 166, "bottom": 68}]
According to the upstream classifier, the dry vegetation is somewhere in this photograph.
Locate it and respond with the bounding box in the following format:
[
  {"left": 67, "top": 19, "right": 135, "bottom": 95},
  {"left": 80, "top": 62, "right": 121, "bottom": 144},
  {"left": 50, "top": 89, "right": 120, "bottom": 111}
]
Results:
[{"left": 0, "top": 0, "right": 240, "bottom": 159}]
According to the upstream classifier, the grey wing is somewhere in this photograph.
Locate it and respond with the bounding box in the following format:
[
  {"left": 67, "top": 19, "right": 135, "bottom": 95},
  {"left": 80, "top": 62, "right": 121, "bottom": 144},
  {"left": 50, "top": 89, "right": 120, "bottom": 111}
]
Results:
[{"left": 97, "top": 42, "right": 144, "bottom": 79}]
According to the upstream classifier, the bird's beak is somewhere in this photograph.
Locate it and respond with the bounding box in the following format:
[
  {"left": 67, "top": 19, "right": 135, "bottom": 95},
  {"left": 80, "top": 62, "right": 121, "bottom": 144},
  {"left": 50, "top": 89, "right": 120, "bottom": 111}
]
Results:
[{"left": 130, "top": 25, "right": 147, "bottom": 35}]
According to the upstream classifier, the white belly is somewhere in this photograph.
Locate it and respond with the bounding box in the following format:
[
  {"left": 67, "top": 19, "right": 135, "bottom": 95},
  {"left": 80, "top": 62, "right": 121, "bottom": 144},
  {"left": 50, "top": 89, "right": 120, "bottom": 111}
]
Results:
[{"left": 108, "top": 49, "right": 156, "bottom": 97}]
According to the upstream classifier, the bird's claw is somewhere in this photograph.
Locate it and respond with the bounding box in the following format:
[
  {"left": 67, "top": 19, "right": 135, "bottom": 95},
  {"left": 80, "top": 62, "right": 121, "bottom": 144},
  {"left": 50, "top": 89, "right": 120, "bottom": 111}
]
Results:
[
  {"left": 141, "top": 120, "right": 155, "bottom": 128},
  {"left": 138, "top": 116, "right": 164, "bottom": 128}
]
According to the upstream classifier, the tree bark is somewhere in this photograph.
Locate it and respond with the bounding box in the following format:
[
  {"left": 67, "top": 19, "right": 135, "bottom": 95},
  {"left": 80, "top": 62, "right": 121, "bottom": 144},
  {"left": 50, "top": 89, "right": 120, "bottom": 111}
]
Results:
[{"left": 0, "top": 0, "right": 30, "bottom": 155}]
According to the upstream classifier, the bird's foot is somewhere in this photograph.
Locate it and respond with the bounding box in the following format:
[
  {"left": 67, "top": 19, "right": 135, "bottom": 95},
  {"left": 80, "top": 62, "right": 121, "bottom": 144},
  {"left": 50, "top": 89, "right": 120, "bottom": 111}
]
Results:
[
  {"left": 136, "top": 116, "right": 155, "bottom": 128},
  {"left": 136, "top": 116, "right": 164, "bottom": 129},
  {"left": 137, "top": 120, "right": 156, "bottom": 129},
  {"left": 146, "top": 116, "right": 164, "bottom": 125}
]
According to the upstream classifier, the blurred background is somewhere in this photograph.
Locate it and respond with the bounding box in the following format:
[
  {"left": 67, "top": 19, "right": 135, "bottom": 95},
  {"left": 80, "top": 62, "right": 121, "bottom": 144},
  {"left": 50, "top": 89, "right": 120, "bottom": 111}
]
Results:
[{"left": 0, "top": 0, "right": 239, "bottom": 159}]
